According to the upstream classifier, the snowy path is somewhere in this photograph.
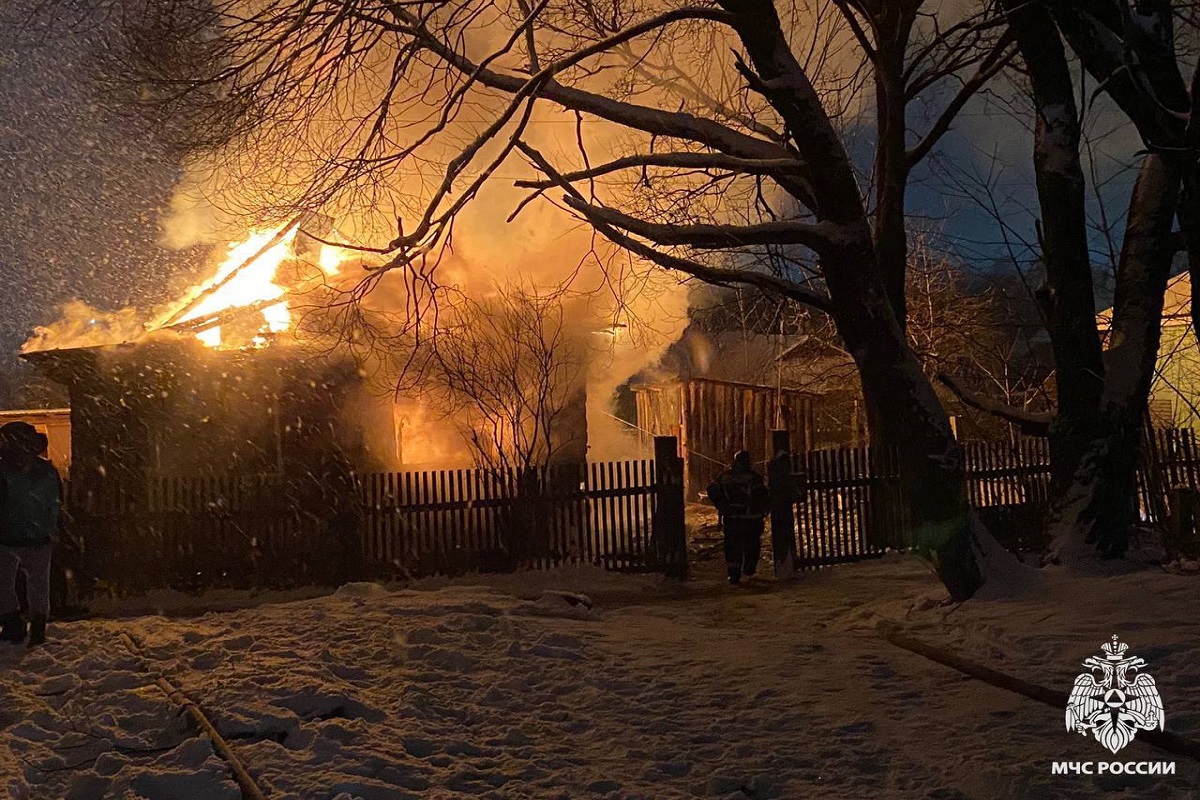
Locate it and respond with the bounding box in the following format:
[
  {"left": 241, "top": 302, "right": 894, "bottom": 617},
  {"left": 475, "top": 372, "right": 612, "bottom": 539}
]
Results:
[{"left": 2, "top": 558, "right": 1199, "bottom": 799}]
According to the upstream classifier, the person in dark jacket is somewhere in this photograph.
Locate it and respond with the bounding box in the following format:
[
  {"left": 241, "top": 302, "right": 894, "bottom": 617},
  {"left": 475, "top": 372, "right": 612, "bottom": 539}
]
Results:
[
  {"left": 707, "top": 450, "right": 769, "bottom": 585},
  {"left": 0, "top": 422, "right": 62, "bottom": 646}
]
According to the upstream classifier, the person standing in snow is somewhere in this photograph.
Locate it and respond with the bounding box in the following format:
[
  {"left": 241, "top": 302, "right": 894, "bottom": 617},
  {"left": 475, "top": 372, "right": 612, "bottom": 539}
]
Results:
[
  {"left": 0, "top": 422, "right": 62, "bottom": 646},
  {"left": 707, "top": 451, "right": 769, "bottom": 585}
]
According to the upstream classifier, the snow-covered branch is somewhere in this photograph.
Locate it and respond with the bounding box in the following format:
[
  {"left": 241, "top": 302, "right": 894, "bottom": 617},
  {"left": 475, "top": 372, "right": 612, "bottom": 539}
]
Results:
[
  {"left": 561, "top": 196, "right": 843, "bottom": 253},
  {"left": 936, "top": 372, "right": 1053, "bottom": 436}
]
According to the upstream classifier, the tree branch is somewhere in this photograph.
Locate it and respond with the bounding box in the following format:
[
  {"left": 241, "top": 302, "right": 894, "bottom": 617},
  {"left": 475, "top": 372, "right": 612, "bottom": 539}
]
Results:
[
  {"left": 718, "top": 0, "right": 868, "bottom": 223},
  {"left": 906, "top": 37, "right": 1018, "bottom": 169},
  {"left": 829, "top": 0, "right": 876, "bottom": 62},
  {"left": 512, "top": 152, "right": 813, "bottom": 202},
  {"left": 1050, "top": 3, "right": 1189, "bottom": 150},
  {"left": 384, "top": 3, "right": 818, "bottom": 205},
  {"left": 937, "top": 372, "right": 1053, "bottom": 436},
  {"left": 560, "top": 196, "right": 843, "bottom": 252},
  {"left": 517, "top": 142, "right": 833, "bottom": 312}
]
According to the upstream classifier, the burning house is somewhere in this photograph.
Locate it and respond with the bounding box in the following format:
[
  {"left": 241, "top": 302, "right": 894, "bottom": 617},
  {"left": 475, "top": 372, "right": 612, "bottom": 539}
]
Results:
[
  {"left": 22, "top": 218, "right": 397, "bottom": 495},
  {"left": 22, "top": 210, "right": 600, "bottom": 498}
]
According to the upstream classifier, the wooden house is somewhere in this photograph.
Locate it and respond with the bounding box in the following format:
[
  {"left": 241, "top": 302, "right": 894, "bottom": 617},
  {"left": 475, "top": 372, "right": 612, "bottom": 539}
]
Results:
[
  {"left": 23, "top": 338, "right": 392, "bottom": 495},
  {"left": 1098, "top": 270, "right": 1200, "bottom": 428}
]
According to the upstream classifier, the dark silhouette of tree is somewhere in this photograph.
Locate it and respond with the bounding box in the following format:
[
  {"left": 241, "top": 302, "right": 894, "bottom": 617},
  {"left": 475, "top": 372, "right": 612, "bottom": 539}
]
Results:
[{"left": 942, "top": 0, "right": 1200, "bottom": 561}]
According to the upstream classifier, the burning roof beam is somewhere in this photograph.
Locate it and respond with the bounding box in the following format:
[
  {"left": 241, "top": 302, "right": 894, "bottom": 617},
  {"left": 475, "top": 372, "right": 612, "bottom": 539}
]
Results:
[
  {"left": 152, "top": 215, "right": 304, "bottom": 331},
  {"left": 164, "top": 297, "right": 288, "bottom": 336}
]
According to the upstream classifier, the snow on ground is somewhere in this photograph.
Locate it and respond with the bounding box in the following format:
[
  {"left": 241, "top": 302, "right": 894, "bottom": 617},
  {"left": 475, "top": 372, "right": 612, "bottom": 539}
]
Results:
[{"left": 2, "top": 556, "right": 1199, "bottom": 799}]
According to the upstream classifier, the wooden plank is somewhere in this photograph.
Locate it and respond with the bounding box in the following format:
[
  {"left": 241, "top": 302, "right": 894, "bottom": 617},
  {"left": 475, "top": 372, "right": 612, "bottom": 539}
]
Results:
[
  {"left": 837, "top": 447, "right": 851, "bottom": 561},
  {"left": 370, "top": 473, "right": 382, "bottom": 573},
  {"left": 635, "top": 459, "right": 648, "bottom": 566},
  {"left": 1186, "top": 429, "right": 1200, "bottom": 491},
  {"left": 628, "top": 460, "right": 638, "bottom": 566},
  {"left": 551, "top": 466, "right": 564, "bottom": 567},
  {"left": 466, "top": 468, "right": 479, "bottom": 566},
  {"left": 578, "top": 464, "right": 591, "bottom": 565},
  {"left": 831, "top": 447, "right": 844, "bottom": 561},
  {"left": 605, "top": 460, "right": 619, "bottom": 568},
  {"left": 816, "top": 448, "right": 831, "bottom": 566},
  {"left": 797, "top": 451, "right": 810, "bottom": 569},
  {"left": 628, "top": 460, "right": 640, "bottom": 567},
  {"left": 400, "top": 470, "right": 411, "bottom": 570},
  {"left": 854, "top": 445, "right": 868, "bottom": 557},
  {"left": 828, "top": 448, "right": 842, "bottom": 562}
]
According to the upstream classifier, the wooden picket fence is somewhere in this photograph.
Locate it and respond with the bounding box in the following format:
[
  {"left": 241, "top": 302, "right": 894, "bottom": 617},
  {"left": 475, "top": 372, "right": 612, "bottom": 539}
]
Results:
[
  {"left": 67, "top": 475, "right": 347, "bottom": 595},
  {"left": 786, "top": 433, "right": 1194, "bottom": 569},
  {"left": 794, "top": 446, "right": 909, "bottom": 568},
  {"left": 360, "top": 460, "right": 680, "bottom": 579},
  {"left": 64, "top": 448, "right": 687, "bottom": 596},
  {"left": 763, "top": 439, "right": 1050, "bottom": 573}
]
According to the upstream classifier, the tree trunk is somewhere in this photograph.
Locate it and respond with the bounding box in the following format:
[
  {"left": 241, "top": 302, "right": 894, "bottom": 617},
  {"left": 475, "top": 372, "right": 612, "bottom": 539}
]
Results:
[
  {"left": 1049, "top": 154, "right": 1181, "bottom": 559},
  {"left": 871, "top": 14, "right": 914, "bottom": 330},
  {"left": 1003, "top": 0, "right": 1105, "bottom": 499},
  {"left": 1005, "top": 1, "right": 1184, "bottom": 563},
  {"left": 828, "top": 245, "right": 982, "bottom": 601},
  {"left": 721, "top": 0, "right": 990, "bottom": 598}
]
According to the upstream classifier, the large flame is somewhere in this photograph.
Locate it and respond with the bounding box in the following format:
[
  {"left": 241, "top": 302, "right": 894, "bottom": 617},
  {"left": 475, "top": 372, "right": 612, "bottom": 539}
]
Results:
[{"left": 173, "top": 224, "right": 348, "bottom": 348}]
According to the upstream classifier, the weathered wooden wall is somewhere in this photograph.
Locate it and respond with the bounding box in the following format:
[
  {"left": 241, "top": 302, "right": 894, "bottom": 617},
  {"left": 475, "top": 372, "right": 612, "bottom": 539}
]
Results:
[
  {"left": 25, "top": 341, "right": 378, "bottom": 494},
  {"left": 634, "top": 378, "right": 815, "bottom": 499}
]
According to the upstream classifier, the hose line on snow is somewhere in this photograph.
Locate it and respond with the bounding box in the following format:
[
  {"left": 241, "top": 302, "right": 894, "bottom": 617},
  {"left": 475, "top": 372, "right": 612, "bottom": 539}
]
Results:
[{"left": 117, "top": 631, "right": 270, "bottom": 800}]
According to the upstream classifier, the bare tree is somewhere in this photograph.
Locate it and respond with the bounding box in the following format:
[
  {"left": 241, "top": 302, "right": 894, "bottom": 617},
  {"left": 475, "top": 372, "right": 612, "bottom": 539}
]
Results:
[
  {"left": 423, "top": 285, "right": 585, "bottom": 473},
  {"left": 754, "top": 237, "right": 1053, "bottom": 442},
  {"left": 938, "top": 0, "right": 1200, "bottom": 561}
]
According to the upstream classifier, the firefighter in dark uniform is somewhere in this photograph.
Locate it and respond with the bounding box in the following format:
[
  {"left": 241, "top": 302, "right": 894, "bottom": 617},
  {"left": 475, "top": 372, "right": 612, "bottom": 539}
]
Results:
[{"left": 707, "top": 451, "right": 769, "bottom": 585}]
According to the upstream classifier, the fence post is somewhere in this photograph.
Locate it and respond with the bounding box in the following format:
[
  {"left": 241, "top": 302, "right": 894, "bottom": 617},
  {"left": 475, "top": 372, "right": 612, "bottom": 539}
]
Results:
[
  {"left": 1167, "top": 487, "right": 1200, "bottom": 560},
  {"left": 653, "top": 436, "right": 687, "bottom": 580},
  {"left": 768, "top": 429, "right": 798, "bottom": 579}
]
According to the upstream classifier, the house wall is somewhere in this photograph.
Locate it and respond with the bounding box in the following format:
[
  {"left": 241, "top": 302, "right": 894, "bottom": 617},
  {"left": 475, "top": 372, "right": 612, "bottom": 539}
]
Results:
[
  {"left": 26, "top": 340, "right": 382, "bottom": 493},
  {"left": 1152, "top": 323, "right": 1200, "bottom": 427},
  {"left": 633, "top": 378, "right": 814, "bottom": 499},
  {"left": 0, "top": 408, "right": 71, "bottom": 475}
]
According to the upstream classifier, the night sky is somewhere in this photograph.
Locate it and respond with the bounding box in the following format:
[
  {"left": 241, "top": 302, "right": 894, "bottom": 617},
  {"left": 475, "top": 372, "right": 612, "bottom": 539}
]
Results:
[{"left": 0, "top": 12, "right": 204, "bottom": 404}]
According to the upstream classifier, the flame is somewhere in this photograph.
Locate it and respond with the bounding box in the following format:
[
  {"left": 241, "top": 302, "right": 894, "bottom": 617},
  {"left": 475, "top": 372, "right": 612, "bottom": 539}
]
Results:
[
  {"left": 196, "top": 327, "right": 222, "bottom": 347},
  {"left": 318, "top": 241, "right": 345, "bottom": 276},
  {"left": 176, "top": 226, "right": 295, "bottom": 332},
  {"left": 169, "top": 223, "right": 352, "bottom": 348}
]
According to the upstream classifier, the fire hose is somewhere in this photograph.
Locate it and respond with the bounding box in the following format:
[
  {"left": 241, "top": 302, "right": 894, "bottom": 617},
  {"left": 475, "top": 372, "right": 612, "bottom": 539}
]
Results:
[
  {"left": 117, "top": 632, "right": 269, "bottom": 800},
  {"left": 878, "top": 621, "right": 1200, "bottom": 763}
]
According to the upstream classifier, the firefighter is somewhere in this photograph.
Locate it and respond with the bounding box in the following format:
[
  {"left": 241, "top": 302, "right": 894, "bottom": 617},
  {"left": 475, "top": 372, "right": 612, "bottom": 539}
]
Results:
[
  {"left": 0, "top": 422, "right": 62, "bottom": 646},
  {"left": 707, "top": 450, "right": 769, "bottom": 585}
]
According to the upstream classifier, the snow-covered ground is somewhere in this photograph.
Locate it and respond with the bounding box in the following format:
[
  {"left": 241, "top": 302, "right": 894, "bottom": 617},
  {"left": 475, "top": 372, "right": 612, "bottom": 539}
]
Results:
[{"left": 2, "top": 555, "right": 1198, "bottom": 799}]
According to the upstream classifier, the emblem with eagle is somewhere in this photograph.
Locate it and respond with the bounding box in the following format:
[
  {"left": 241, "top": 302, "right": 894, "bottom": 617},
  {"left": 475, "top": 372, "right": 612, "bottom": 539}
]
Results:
[{"left": 1065, "top": 635, "right": 1164, "bottom": 754}]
